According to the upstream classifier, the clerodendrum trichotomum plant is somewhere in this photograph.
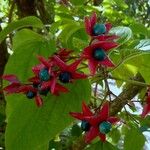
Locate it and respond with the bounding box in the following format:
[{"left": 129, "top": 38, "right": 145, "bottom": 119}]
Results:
[{"left": 1, "top": 12, "right": 150, "bottom": 150}]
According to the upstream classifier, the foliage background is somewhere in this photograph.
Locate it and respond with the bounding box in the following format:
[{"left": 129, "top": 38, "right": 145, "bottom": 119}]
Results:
[{"left": 0, "top": 0, "right": 150, "bottom": 150}]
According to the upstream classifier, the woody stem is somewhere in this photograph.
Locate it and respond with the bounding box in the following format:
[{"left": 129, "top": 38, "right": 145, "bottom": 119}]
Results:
[{"left": 71, "top": 73, "right": 145, "bottom": 150}]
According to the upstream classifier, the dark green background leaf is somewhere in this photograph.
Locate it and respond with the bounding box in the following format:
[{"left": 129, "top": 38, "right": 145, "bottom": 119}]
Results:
[
  {"left": 0, "top": 16, "right": 44, "bottom": 43},
  {"left": 4, "top": 29, "right": 91, "bottom": 150},
  {"left": 124, "top": 127, "right": 146, "bottom": 150},
  {"left": 86, "top": 141, "right": 118, "bottom": 150}
]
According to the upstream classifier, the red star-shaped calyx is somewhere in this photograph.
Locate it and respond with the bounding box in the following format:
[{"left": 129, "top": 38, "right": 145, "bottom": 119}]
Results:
[
  {"left": 18, "top": 85, "right": 43, "bottom": 107},
  {"left": 85, "top": 12, "right": 115, "bottom": 40},
  {"left": 141, "top": 88, "right": 150, "bottom": 118},
  {"left": 54, "top": 56, "right": 87, "bottom": 83},
  {"left": 32, "top": 55, "right": 53, "bottom": 76},
  {"left": 2, "top": 75, "right": 43, "bottom": 107},
  {"left": 2, "top": 74, "right": 22, "bottom": 94},
  {"left": 82, "top": 41, "right": 118, "bottom": 75},
  {"left": 70, "top": 102, "right": 119, "bottom": 143},
  {"left": 30, "top": 55, "right": 60, "bottom": 94},
  {"left": 51, "top": 48, "right": 73, "bottom": 62}
]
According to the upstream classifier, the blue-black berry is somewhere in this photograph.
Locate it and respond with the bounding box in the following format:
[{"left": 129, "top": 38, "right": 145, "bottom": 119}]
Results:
[
  {"left": 59, "top": 72, "right": 71, "bottom": 83},
  {"left": 99, "top": 121, "right": 112, "bottom": 134},
  {"left": 26, "top": 91, "right": 36, "bottom": 99},
  {"left": 93, "top": 48, "right": 106, "bottom": 61},
  {"left": 93, "top": 24, "right": 106, "bottom": 36},
  {"left": 81, "top": 120, "right": 91, "bottom": 132},
  {"left": 39, "top": 68, "right": 50, "bottom": 81},
  {"left": 38, "top": 85, "right": 49, "bottom": 96}
]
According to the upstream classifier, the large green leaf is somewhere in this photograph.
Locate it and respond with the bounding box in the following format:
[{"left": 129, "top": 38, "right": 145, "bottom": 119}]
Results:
[
  {"left": 6, "top": 80, "right": 90, "bottom": 150},
  {"left": 130, "top": 23, "right": 149, "bottom": 37},
  {"left": 112, "top": 0, "right": 128, "bottom": 9},
  {"left": 108, "top": 128, "right": 121, "bottom": 144},
  {"left": 73, "top": 37, "right": 88, "bottom": 50},
  {"left": 58, "top": 22, "right": 85, "bottom": 49},
  {"left": 124, "top": 127, "right": 146, "bottom": 150},
  {"left": 112, "top": 53, "right": 150, "bottom": 83},
  {"left": 12, "top": 29, "right": 55, "bottom": 54},
  {"left": 135, "top": 39, "right": 150, "bottom": 51},
  {"left": 4, "top": 29, "right": 91, "bottom": 150},
  {"left": 5, "top": 29, "right": 56, "bottom": 115},
  {"left": 0, "top": 16, "right": 44, "bottom": 43},
  {"left": 109, "top": 26, "right": 133, "bottom": 44}
]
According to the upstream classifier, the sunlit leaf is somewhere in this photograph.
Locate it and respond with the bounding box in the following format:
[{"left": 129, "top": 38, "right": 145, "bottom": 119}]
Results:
[
  {"left": 4, "top": 29, "right": 91, "bottom": 150},
  {"left": 0, "top": 16, "right": 44, "bottom": 43},
  {"left": 124, "top": 127, "right": 146, "bottom": 150}
]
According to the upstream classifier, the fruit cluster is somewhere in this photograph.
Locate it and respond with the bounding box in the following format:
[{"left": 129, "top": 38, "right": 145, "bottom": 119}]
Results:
[
  {"left": 2, "top": 13, "right": 120, "bottom": 143},
  {"left": 70, "top": 102, "right": 119, "bottom": 143},
  {"left": 3, "top": 12, "right": 118, "bottom": 107}
]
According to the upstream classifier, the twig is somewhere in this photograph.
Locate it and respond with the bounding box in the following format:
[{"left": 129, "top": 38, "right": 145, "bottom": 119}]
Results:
[
  {"left": 108, "top": 75, "right": 149, "bottom": 87},
  {"left": 8, "top": 1, "right": 15, "bottom": 23},
  {"left": 110, "top": 73, "right": 145, "bottom": 115},
  {"left": 93, "top": 82, "right": 98, "bottom": 107},
  {"left": 104, "top": 78, "right": 112, "bottom": 101},
  {"left": 5, "top": 1, "right": 15, "bottom": 48},
  {"left": 70, "top": 73, "right": 145, "bottom": 150},
  {"left": 131, "top": 100, "right": 145, "bottom": 103}
]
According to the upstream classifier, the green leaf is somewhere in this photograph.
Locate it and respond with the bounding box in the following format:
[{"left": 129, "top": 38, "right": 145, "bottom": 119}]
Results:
[
  {"left": 0, "top": 132, "right": 5, "bottom": 148},
  {"left": 71, "top": 124, "right": 82, "bottom": 137},
  {"left": 6, "top": 83, "right": 90, "bottom": 150},
  {"left": 126, "top": 39, "right": 141, "bottom": 49},
  {"left": 139, "top": 126, "right": 150, "bottom": 132},
  {"left": 4, "top": 29, "right": 91, "bottom": 150},
  {"left": 73, "top": 37, "right": 88, "bottom": 50},
  {"left": 121, "top": 125, "right": 129, "bottom": 135},
  {"left": 112, "top": 52, "right": 150, "bottom": 83},
  {"left": 48, "top": 140, "right": 62, "bottom": 150},
  {"left": 59, "top": 23, "right": 84, "bottom": 49},
  {"left": 0, "top": 100, "right": 5, "bottom": 127},
  {"left": 124, "top": 127, "right": 146, "bottom": 150},
  {"left": 140, "top": 115, "right": 150, "bottom": 125},
  {"left": 86, "top": 141, "right": 118, "bottom": 150},
  {"left": 70, "top": 0, "right": 84, "bottom": 5},
  {"left": 135, "top": 39, "right": 150, "bottom": 51},
  {"left": 103, "top": 141, "right": 119, "bottom": 150},
  {"left": 0, "top": 16, "right": 44, "bottom": 43},
  {"left": 57, "top": 13, "right": 74, "bottom": 20},
  {"left": 108, "top": 128, "right": 121, "bottom": 144},
  {"left": 112, "top": 0, "right": 128, "bottom": 9},
  {"left": 5, "top": 29, "right": 56, "bottom": 115},
  {"left": 12, "top": 29, "right": 55, "bottom": 53},
  {"left": 49, "top": 21, "right": 61, "bottom": 34},
  {"left": 130, "top": 23, "right": 149, "bottom": 37},
  {"left": 109, "top": 26, "right": 132, "bottom": 44},
  {"left": 72, "top": 28, "right": 89, "bottom": 49}
]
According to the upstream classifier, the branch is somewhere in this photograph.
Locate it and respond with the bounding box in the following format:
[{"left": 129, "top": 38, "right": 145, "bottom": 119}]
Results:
[
  {"left": 71, "top": 73, "right": 145, "bottom": 150},
  {"left": 0, "top": 22, "right": 9, "bottom": 89},
  {"left": 8, "top": 0, "right": 15, "bottom": 23},
  {"left": 0, "top": 21, "right": 8, "bottom": 149},
  {"left": 93, "top": 0, "right": 103, "bottom": 6},
  {"left": 109, "top": 75, "right": 149, "bottom": 87},
  {"left": 110, "top": 72, "right": 145, "bottom": 115},
  {"left": 15, "top": 0, "right": 37, "bottom": 17},
  {"left": 71, "top": 137, "right": 87, "bottom": 150}
]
